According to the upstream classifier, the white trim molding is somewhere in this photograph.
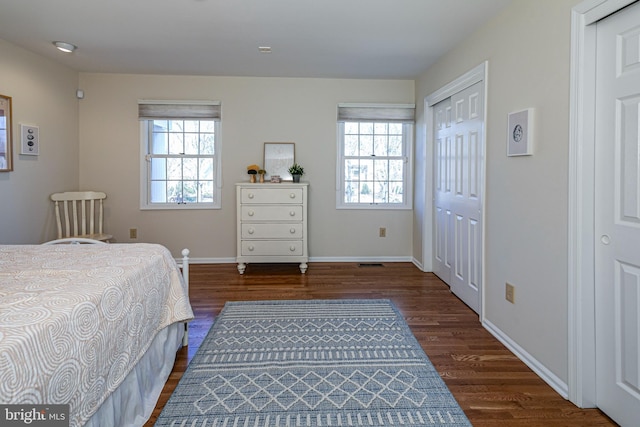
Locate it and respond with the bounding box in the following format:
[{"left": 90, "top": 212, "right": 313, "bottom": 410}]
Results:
[
  {"left": 484, "top": 319, "right": 569, "bottom": 399},
  {"left": 426, "top": 63, "right": 487, "bottom": 106},
  {"left": 568, "top": 0, "right": 637, "bottom": 409},
  {"left": 184, "top": 256, "right": 415, "bottom": 265},
  {"left": 412, "top": 257, "right": 425, "bottom": 271},
  {"left": 310, "top": 256, "right": 413, "bottom": 263}
]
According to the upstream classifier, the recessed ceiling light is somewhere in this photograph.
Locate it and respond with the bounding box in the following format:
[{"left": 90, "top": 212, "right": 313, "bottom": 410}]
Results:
[
  {"left": 53, "top": 41, "right": 77, "bottom": 53},
  {"left": 258, "top": 46, "right": 272, "bottom": 53}
]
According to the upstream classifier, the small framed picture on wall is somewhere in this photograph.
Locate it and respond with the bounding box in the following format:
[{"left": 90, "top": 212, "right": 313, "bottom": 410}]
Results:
[
  {"left": 0, "top": 94, "right": 13, "bottom": 172},
  {"left": 507, "top": 108, "right": 534, "bottom": 156}
]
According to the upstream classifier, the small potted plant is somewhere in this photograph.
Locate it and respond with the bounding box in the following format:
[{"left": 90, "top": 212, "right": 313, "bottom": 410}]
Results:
[{"left": 288, "top": 163, "right": 304, "bottom": 182}]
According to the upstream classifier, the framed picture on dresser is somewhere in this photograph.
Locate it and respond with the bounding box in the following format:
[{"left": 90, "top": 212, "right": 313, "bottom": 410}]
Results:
[{"left": 264, "top": 142, "right": 294, "bottom": 180}]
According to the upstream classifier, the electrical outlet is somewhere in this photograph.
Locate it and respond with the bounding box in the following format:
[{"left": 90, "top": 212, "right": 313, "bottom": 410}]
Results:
[
  {"left": 505, "top": 283, "right": 515, "bottom": 304},
  {"left": 379, "top": 227, "right": 386, "bottom": 237},
  {"left": 129, "top": 228, "right": 137, "bottom": 239}
]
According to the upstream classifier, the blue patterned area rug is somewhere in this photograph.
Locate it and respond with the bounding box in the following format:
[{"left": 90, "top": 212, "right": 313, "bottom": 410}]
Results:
[{"left": 155, "top": 299, "right": 471, "bottom": 426}]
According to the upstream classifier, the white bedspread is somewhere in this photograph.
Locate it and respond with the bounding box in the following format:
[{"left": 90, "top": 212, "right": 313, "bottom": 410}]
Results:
[{"left": 0, "top": 243, "right": 194, "bottom": 427}]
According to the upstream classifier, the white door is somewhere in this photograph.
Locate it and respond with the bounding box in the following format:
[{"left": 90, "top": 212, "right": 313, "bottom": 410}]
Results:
[
  {"left": 434, "top": 97, "right": 453, "bottom": 284},
  {"left": 434, "top": 81, "right": 484, "bottom": 314},
  {"left": 594, "top": 2, "right": 640, "bottom": 425}
]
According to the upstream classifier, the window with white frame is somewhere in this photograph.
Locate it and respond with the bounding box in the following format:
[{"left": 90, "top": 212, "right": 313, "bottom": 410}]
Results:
[
  {"left": 139, "top": 101, "right": 222, "bottom": 209},
  {"left": 337, "top": 103, "right": 414, "bottom": 209}
]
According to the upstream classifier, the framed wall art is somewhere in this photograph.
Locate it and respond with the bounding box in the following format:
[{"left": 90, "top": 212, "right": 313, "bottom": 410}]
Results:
[
  {"left": 0, "top": 94, "right": 13, "bottom": 171},
  {"left": 507, "top": 108, "right": 534, "bottom": 156},
  {"left": 264, "top": 142, "right": 295, "bottom": 180}
]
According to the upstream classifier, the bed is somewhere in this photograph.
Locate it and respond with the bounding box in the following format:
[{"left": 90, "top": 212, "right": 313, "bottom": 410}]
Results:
[{"left": 0, "top": 243, "right": 194, "bottom": 427}]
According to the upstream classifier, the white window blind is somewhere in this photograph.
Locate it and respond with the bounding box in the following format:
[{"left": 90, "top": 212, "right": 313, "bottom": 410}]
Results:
[
  {"left": 337, "top": 103, "right": 415, "bottom": 123},
  {"left": 138, "top": 101, "right": 221, "bottom": 120}
]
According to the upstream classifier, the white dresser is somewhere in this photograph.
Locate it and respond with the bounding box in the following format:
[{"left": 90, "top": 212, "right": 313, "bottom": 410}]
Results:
[{"left": 236, "top": 182, "right": 308, "bottom": 274}]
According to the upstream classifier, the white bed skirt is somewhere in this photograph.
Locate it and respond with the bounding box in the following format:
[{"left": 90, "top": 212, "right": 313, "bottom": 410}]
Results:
[{"left": 85, "top": 322, "right": 184, "bottom": 427}]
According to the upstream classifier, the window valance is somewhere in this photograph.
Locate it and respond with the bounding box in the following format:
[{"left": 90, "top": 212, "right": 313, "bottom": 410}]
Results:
[
  {"left": 337, "top": 103, "right": 415, "bottom": 123},
  {"left": 138, "top": 100, "right": 221, "bottom": 120}
]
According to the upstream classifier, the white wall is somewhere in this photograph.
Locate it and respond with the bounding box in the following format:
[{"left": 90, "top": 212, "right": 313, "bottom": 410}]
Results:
[
  {"left": 414, "top": 0, "right": 580, "bottom": 387},
  {"left": 0, "top": 40, "right": 79, "bottom": 244},
  {"left": 78, "top": 74, "right": 415, "bottom": 259}
]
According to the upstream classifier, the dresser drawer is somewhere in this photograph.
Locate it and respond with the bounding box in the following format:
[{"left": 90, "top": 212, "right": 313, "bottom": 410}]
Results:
[
  {"left": 241, "top": 223, "right": 303, "bottom": 239},
  {"left": 241, "top": 240, "right": 303, "bottom": 256},
  {"left": 241, "top": 188, "right": 303, "bottom": 204},
  {"left": 241, "top": 205, "right": 302, "bottom": 221}
]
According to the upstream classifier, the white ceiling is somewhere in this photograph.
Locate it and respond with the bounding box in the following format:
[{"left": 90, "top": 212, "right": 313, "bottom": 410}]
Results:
[{"left": 0, "top": 0, "right": 512, "bottom": 79}]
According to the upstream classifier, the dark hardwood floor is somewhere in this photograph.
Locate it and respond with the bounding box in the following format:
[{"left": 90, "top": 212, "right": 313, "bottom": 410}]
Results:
[{"left": 146, "top": 262, "right": 616, "bottom": 426}]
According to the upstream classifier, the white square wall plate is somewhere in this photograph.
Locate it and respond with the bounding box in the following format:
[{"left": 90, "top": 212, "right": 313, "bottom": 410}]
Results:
[{"left": 20, "top": 124, "right": 39, "bottom": 155}]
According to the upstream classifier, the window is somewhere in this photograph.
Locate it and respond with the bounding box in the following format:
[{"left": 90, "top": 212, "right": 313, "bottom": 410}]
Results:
[
  {"left": 139, "top": 101, "right": 221, "bottom": 209},
  {"left": 337, "top": 103, "right": 414, "bottom": 209}
]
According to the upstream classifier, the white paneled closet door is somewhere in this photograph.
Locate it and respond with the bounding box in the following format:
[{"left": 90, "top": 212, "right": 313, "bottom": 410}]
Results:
[
  {"left": 594, "top": 1, "right": 640, "bottom": 424},
  {"left": 434, "top": 97, "right": 453, "bottom": 284},
  {"left": 434, "top": 81, "right": 484, "bottom": 314}
]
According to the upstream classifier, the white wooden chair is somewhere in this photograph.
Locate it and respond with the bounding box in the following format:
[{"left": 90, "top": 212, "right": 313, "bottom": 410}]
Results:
[{"left": 51, "top": 191, "right": 113, "bottom": 242}]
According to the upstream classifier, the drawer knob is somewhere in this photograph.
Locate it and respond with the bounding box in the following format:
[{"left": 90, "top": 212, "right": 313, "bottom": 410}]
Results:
[
  {"left": 289, "top": 228, "right": 296, "bottom": 234},
  {"left": 248, "top": 228, "right": 255, "bottom": 234},
  {"left": 248, "top": 193, "right": 255, "bottom": 199},
  {"left": 289, "top": 193, "right": 296, "bottom": 199},
  {"left": 289, "top": 246, "right": 296, "bottom": 252},
  {"left": 289, "top": 211, "right": 296, "bottom": 217},
  {"left": 248, "top": 245, "right": 255, "bottom": 251},
  {"left": 248, "top": 211, "right": 255, "bottom": 217}
]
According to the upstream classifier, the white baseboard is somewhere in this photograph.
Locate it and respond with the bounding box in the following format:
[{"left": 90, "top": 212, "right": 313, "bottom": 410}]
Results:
[
  {"left": 412, "top": 257, "right": 426, "bottom": 271},
  {"left": 483, "top": 319, "right": 569, "bottom": 399},
  {"left": 309, "top": 256, "right": 413, "bottom": 263},
  {"left": 178, "top": 257, "right": 236, "bottom": 264},
  {"left": 175, "top": 256, "right": 415, "bottom": 264}
]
